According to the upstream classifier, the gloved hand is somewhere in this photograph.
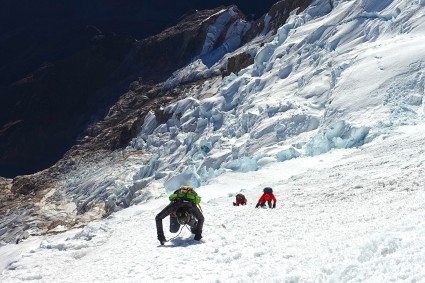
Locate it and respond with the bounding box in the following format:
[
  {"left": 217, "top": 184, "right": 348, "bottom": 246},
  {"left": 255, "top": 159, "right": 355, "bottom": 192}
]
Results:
[
  {"left": 158, "top": 235, "right": 166, "bottom": 245},
  {"left": 255, "top": 203, "right": 260, "bottom": 208},
  {"left": 273, "top": 203, "right": 276, "bottom": 208},
  {"left": 194, "top": 234, "right": 202, "bottom": 241},
  {"left": 233, "top": 202, "right": 237, "bottom": 206}
]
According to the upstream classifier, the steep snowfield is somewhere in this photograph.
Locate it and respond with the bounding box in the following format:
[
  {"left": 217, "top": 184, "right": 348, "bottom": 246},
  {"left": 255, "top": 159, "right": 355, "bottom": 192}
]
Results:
[
  {"left": 1, "top": 124, "right": 424, "bottom": 282},
  {"left": 1, "top": 0, "right": 425, "bottom": 281}
]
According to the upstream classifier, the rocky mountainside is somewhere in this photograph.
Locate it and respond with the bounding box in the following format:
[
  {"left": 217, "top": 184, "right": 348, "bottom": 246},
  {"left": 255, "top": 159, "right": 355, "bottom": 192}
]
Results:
[
  {"left": 0, "top": 0, "right": 311, "bottom": 246},
  {"left": 1, "top": 6, "right": 246, "bottom": 178},
  {"left": 0, "top": 0, "right": 283, "bottom": 87}
]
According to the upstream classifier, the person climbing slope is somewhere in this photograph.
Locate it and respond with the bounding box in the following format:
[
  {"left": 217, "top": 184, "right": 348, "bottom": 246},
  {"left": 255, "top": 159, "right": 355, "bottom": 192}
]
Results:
[
  {"left": 255, "top": 187, "right": 276, "bottom": 208},
  {"left": 233, "top": 193, "right": 247, "bottom": 206},
  {"left": 155, "top": 185, "right": 204, "bottom": 245}
]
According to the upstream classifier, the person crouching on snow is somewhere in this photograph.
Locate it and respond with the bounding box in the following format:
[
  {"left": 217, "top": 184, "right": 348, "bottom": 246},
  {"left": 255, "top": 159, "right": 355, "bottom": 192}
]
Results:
[
  {"left": 155, "top": 186, "right": 204, "bottom": 245},
  {"left": 255, "top": 187, "right": 276, "bottom": 208},
  {"left": 233, "top": 193, "right": 247, "bottom": 206}
]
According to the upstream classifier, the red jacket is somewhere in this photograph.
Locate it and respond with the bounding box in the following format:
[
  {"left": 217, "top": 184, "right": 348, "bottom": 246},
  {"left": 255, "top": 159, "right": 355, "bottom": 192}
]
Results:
[
  {"left": 235, "top": 198, "right": 247, "bottom": 206},
  {"left": 257, "top": 193, "right": 276, "bottom": 204}
]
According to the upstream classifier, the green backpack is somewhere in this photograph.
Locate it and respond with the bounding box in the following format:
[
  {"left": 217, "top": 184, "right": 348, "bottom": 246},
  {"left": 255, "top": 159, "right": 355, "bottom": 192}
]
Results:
[{"left": 169, "top": 186, "right": 201, "bottom": 204}]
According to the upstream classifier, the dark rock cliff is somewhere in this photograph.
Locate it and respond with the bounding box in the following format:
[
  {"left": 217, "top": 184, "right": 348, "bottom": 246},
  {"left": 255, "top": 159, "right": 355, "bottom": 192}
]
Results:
[
  {"left": 0, "top": 6, "right": 244, "bottom": 178},
  {"left": 0, "top": 33, "right": 136, "bottom": 178}
]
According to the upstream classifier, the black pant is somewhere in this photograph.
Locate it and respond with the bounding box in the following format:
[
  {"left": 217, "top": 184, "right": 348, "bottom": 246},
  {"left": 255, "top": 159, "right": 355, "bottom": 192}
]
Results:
[
  {"left": 260, "top": 200, "right": 272, "bottom": 208},
  {"left": 170, "top": 214, "right": 198, "bottom": 233},
  {"left": 155, "top": 200, "right": 204, "bottom": 238}
]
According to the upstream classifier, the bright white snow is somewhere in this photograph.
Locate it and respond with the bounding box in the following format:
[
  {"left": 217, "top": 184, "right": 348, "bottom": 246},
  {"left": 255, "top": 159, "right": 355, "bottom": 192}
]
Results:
[
  {"left": 1, "top": 0, "right": 425, "bottom": 282},
  {"left": 1, "top": 125, "right": 425, "bottom": 282}
]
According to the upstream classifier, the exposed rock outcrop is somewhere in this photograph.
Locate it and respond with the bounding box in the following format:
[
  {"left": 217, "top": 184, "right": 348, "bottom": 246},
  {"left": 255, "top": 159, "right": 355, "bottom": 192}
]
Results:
[
  {"left": 135, "top": 6, "right": 247, "bottom": 82},
  {"left": 222, "top": 52, "right": 255, "bottom": 77},
  {"left": 243, "top": 0, "right": 310, "bottom": 43}
]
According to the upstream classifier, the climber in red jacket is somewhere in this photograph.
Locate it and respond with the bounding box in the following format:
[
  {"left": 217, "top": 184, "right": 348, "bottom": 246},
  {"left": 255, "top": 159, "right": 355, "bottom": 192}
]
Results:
[
  {"left": 233, "top": 193, "right": 247, "bottom": 206},
  {"left": 255, "top": 187, "right": 276, "bottom": 208}
]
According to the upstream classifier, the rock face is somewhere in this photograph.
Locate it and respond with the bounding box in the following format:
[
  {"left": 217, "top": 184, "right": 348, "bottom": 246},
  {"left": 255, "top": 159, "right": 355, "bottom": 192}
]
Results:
[
  {"left": 0, "top": 0, "right": 282, "bottom": 87},
  {"left": 0, "top": 33, "right": 137, "bottom": 178},
  {"left": 243, "top": 0, "right": 310, "bottom": 43},
  {"left": 0, "top": 6, "right": 245, "bottom": 178},
  {"left": 0, "top": 1, "right": 312, "bottom": 245},
  {"left": 222, "top": 52, "right": 255, "bottom": 77},
  {"left": 135, "top": 6, "right": 247, "bottom": 82}
]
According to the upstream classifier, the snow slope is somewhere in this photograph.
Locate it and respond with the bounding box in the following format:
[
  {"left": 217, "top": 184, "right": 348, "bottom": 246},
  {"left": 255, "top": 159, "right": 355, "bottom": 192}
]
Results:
[
  {"left": 1, "top": 0, "right": 425, "bottom": 281},
  {"left": 1, "top": 124, "right": 425, "bottom": 282}
]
